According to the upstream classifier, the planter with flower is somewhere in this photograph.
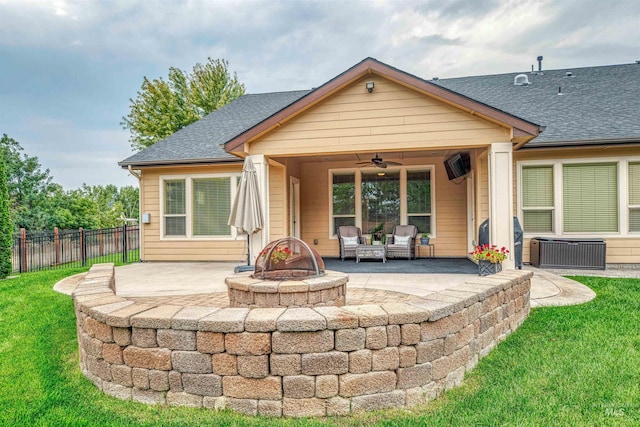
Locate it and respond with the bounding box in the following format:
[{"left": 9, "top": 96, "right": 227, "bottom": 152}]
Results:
[
  {"left": 470, "top": 244, "right": 509, "bottom": 276},
  {"left": 370, "top": 223, "right": 387, "bottom": 245}
]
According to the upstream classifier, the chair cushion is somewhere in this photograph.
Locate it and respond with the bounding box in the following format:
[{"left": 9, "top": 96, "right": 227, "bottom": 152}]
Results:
[
  {"left": 342, "top": 236, "right": 359, "bottom": 246},
  {"left": 393, "top": 235, "right": 410, "bottom": 245}
]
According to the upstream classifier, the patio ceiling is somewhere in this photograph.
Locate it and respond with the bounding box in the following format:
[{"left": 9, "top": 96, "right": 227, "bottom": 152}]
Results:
[{"left": 270, "top": 149, "right": 467, "bottom": 165}]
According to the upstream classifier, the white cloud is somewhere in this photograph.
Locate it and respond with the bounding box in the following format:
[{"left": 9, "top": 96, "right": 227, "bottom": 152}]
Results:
[
  {"left": 0, "top": 0, "right": 637, "bottom": 188},
  {"left": 5, "top": 115, "right": 135, "bottom": 189}
]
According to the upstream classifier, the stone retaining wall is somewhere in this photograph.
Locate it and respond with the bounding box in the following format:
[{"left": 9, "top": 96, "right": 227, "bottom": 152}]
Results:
[{"left": 73, "top": 263, "right": 531, "bottom": 417}]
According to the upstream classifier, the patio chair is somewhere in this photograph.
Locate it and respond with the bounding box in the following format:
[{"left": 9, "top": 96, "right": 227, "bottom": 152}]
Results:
[
  {"left": 337, "top": 226, "right": 365, "bottom": 261},
  {"left": 385, "top": 225, "right": 418, "bottom": 260}
]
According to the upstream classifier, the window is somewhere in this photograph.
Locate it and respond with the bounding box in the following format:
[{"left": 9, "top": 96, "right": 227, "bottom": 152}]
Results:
[
  {"left": 330, "top": 167, "right": 434, "bottom": 237},
  {"left": 161, "top": 174, "right": 238, "bottom": 238},
  {"left": 361, "top": 171, "right": 400, "bottom": 234},
  {"left": 406, "top": 170, "right": 432, "bottom": 234},
  {"left": 519, "top": 159, "right": 640, "bottom": 236},
  {"left": 629, "top": 162, "right": 640, "bottom": 232},
  {"left": 193, "top": 178, "right": 231, "bottom": 236},
  {"left": 164, "top": 180, "right": 186, "bottom": 236},
  {"left": 563, "top": 163, "right": 618, "bottom": 233},
  {"left": 521, "top": 166, "right": 554, "bottom": 233},
  {"left": 332, "top": 173, "right": 356, "bottom": 233}
]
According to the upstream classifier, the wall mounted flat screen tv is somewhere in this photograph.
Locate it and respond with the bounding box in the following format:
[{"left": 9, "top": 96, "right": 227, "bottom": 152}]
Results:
[{"left": 444, "top": 152, "right": 471, "bottom": 180}]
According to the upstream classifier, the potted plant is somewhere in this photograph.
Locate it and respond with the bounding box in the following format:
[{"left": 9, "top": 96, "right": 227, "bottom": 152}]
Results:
[
  {"left": 470, "top": 244, "right": 509, "bottom": 276},
  {"left": 420, "top": 232, "right": 430, "bottom": 245},
  {"left": 370, "top": 223, "right": 386, "bottom": 245}
]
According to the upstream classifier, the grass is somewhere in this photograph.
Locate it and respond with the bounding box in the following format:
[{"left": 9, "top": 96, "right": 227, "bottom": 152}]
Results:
[{"left": 1, "top": 270, "right": 638, "bottom": 426}]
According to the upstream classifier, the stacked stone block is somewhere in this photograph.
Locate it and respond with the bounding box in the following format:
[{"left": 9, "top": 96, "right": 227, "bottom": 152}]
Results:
[
  {"left": 226, "top": 272, "right": 348, "bottom": 308},
  {"left": 74, "top": 264, "right": 532, "bottom": 417}
]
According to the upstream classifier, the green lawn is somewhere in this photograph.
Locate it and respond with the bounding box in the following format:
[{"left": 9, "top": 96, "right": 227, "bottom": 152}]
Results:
[{"left": 1, "top": 269, "right": 638, "bottom": 426}]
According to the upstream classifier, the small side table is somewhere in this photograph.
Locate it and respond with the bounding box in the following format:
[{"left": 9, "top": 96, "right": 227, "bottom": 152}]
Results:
[{"left": 417, "top": 244, "right": 435, "bottom": 259}]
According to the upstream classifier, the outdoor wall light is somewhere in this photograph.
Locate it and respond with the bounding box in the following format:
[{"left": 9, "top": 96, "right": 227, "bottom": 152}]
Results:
[{"left": 366, "top": 81, "right": 375, "bottom": 93}]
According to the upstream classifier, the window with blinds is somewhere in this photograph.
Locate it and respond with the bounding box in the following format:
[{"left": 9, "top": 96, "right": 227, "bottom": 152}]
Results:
[
  {"left": 193, "top": 177, "right": 231, "bottom": 236},
  {"left": 563, "top": 163, "right": 618, "bottom": 233},
  {"left": 164, "top": 180, "right": 186, "bottom": 236},
  {"left": 522, "top": 166, "right": 554, "bottom": 233},
  {"left": 629, "top": 162, "right": 640, "bottom": 232}
]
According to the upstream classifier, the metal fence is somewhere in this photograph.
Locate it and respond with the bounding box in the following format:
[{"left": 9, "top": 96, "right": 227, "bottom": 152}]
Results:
[{"left": 11, "top": 225, "right": 140, "bottom": 273}]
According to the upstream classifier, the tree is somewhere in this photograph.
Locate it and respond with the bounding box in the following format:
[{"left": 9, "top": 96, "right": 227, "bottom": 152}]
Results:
[
  {"left": 0, "top": 134, "right": 57, "bottom": 230},
  {"left": 122, "top": 58, "right": 245, "bottom": 151},
  {"left": 0, "top": 150, "right": 12, "bottom": 278},
  {"left": 116, "top": 185, "right": 140, "bottom": 221}
]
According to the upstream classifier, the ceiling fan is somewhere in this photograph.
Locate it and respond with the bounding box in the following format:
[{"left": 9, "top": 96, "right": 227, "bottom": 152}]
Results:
[{"left": 356, "top": 153, "right": 402, "bottom": 169}]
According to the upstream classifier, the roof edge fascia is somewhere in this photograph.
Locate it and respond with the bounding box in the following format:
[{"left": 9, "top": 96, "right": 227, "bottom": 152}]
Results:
[
  {"left": 224, "top": 57, "right": 543, "bottom": 153},
  {"left": 520, "top": 137, "right": 640, "bottom": 150},
  {"left": 119, "top": 157, "right": 243, "bottom": 169}
]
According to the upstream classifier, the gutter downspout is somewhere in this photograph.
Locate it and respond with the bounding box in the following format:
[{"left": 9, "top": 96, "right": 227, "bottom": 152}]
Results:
[{"left": 128, "top": 165, "right": 141, "bottom": 180}]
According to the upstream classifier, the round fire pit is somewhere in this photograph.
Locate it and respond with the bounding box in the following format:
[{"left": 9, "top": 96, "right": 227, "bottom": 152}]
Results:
[
  {"left": 253, "top": 237, "right": 324, "bottom": 280},
  {"left": 226, "top": 237, "right": 348, "bottom": 308}
]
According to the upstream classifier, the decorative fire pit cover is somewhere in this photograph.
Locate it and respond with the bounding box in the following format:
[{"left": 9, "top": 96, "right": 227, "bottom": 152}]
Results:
[{"left": 253, "top": 237, "right": 325, "bottom": 280}]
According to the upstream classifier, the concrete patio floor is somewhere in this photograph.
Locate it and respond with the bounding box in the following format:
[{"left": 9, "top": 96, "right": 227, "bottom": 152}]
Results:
[{"left": 54, "top": 261, "right": 608, "bottom": 308}]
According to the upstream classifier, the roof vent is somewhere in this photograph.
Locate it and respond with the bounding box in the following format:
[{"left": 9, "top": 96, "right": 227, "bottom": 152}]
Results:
[
  {"left": 432, "top": 77, "right": 439, "bottom": 81},
  {"left": 565, "top": 71, "right": 574, "bottom": 77},
  {"left": 514, "top": 74, "right": 530, "bottom": 86}
]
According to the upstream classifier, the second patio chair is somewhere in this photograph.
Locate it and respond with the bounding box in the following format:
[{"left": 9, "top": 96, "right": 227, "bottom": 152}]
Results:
[
  {"left": 386, "top": 225, "right": 418, "bottom": 260},
  {"left": 337, "top": 226, "right": 365, "bottom": 261}
]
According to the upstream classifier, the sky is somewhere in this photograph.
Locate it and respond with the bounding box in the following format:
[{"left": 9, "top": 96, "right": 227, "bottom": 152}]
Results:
[{"left": 0, "top": 0, "right": 638, "bottom": 190}]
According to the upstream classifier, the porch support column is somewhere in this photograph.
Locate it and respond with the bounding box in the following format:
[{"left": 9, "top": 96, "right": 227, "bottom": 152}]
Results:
[
  {"left": 252, "top": 154, "right": 270, "bottom": 263},
  {"left": 488, "top": 143, "right": 515, "bottom": 270}
]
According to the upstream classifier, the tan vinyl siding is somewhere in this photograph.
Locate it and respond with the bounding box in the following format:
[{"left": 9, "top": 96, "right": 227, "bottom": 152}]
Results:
[
  {"left": 249, "top": 76, "right": 510, "bottom": 157},
  {"left": 139, "top": 164, "right": 245, "bottom": 262},
  {"left": 432, "top": 160, "right": 468, "bottom": 256},
  {"left": 269, "top": 164, "right": 286, "bottom": 240}
]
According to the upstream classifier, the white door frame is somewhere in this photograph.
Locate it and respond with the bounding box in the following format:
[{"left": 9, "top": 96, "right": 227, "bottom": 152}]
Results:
[
  {"left": 290, "top": 177, "right": 301, "bottom": 238},
  {"left": 467, "top": 171, "right": 476, "bottom": 255}
]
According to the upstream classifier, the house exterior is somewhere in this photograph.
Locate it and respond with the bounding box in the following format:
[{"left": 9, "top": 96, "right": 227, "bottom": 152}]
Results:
[{"left": 119, "top": 58, "right": 640, "bottom": 267}]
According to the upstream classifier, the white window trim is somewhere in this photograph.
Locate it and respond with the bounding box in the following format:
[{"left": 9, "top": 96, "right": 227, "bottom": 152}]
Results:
[
  {"left": 159, "top": 173, "right": 241, "bottom": 240},
  {"left": 627, "top": 161, "right": 640, "bottom": 234},
  {"left": 328, "top": 165, "right": 436, "bottom": 239},
  {"left": 517, "top": 156, "right": 640, "bottom": 238},
  {"left": 518, "top": 164, "right": 555, "bottom": 234}
]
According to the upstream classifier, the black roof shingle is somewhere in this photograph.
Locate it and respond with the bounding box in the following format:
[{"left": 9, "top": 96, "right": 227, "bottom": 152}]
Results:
[
  {"left": 120, "top": 62, "right": 640, "bottom": 167},
  {"left": 433, "top": 63, "right": 640, "bottom": 147},
  {"left": 119, "top": 89, "right": 311, "bottom": 167}
]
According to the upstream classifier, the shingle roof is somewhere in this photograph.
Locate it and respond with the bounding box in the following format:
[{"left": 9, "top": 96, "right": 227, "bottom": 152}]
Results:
[
  {"left": 120, "top": 62, "right": 640, "bottom": 167},
  {"left": 432, "top": 63, "right": 640, "bottom": 147},
  {"left": 119, "top": 89, "right": 311, "bottom": 166}
]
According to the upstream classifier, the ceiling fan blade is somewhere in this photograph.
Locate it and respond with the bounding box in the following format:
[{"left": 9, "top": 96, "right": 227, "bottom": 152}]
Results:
[
  {"left": 384, "top": 161, "right": 402, "bottom": 166},
  {"left": 355, "top": 161, "right": 372, "bottom": 165}
]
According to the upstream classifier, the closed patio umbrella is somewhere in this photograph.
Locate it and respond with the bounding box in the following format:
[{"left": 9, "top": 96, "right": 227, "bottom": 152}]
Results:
[{"left": 228, "top": 156, "right": 264, "bottom": 271}]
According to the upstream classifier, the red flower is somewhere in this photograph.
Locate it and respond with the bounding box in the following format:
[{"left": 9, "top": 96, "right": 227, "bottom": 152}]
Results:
[{"left": 470, "top": 244, "right": 509, "bottom": 263}]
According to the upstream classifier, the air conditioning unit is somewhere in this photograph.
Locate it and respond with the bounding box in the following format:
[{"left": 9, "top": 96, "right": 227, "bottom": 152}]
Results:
[{"left": 530, "top": 238, "right": 606, "bottom": 270}]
